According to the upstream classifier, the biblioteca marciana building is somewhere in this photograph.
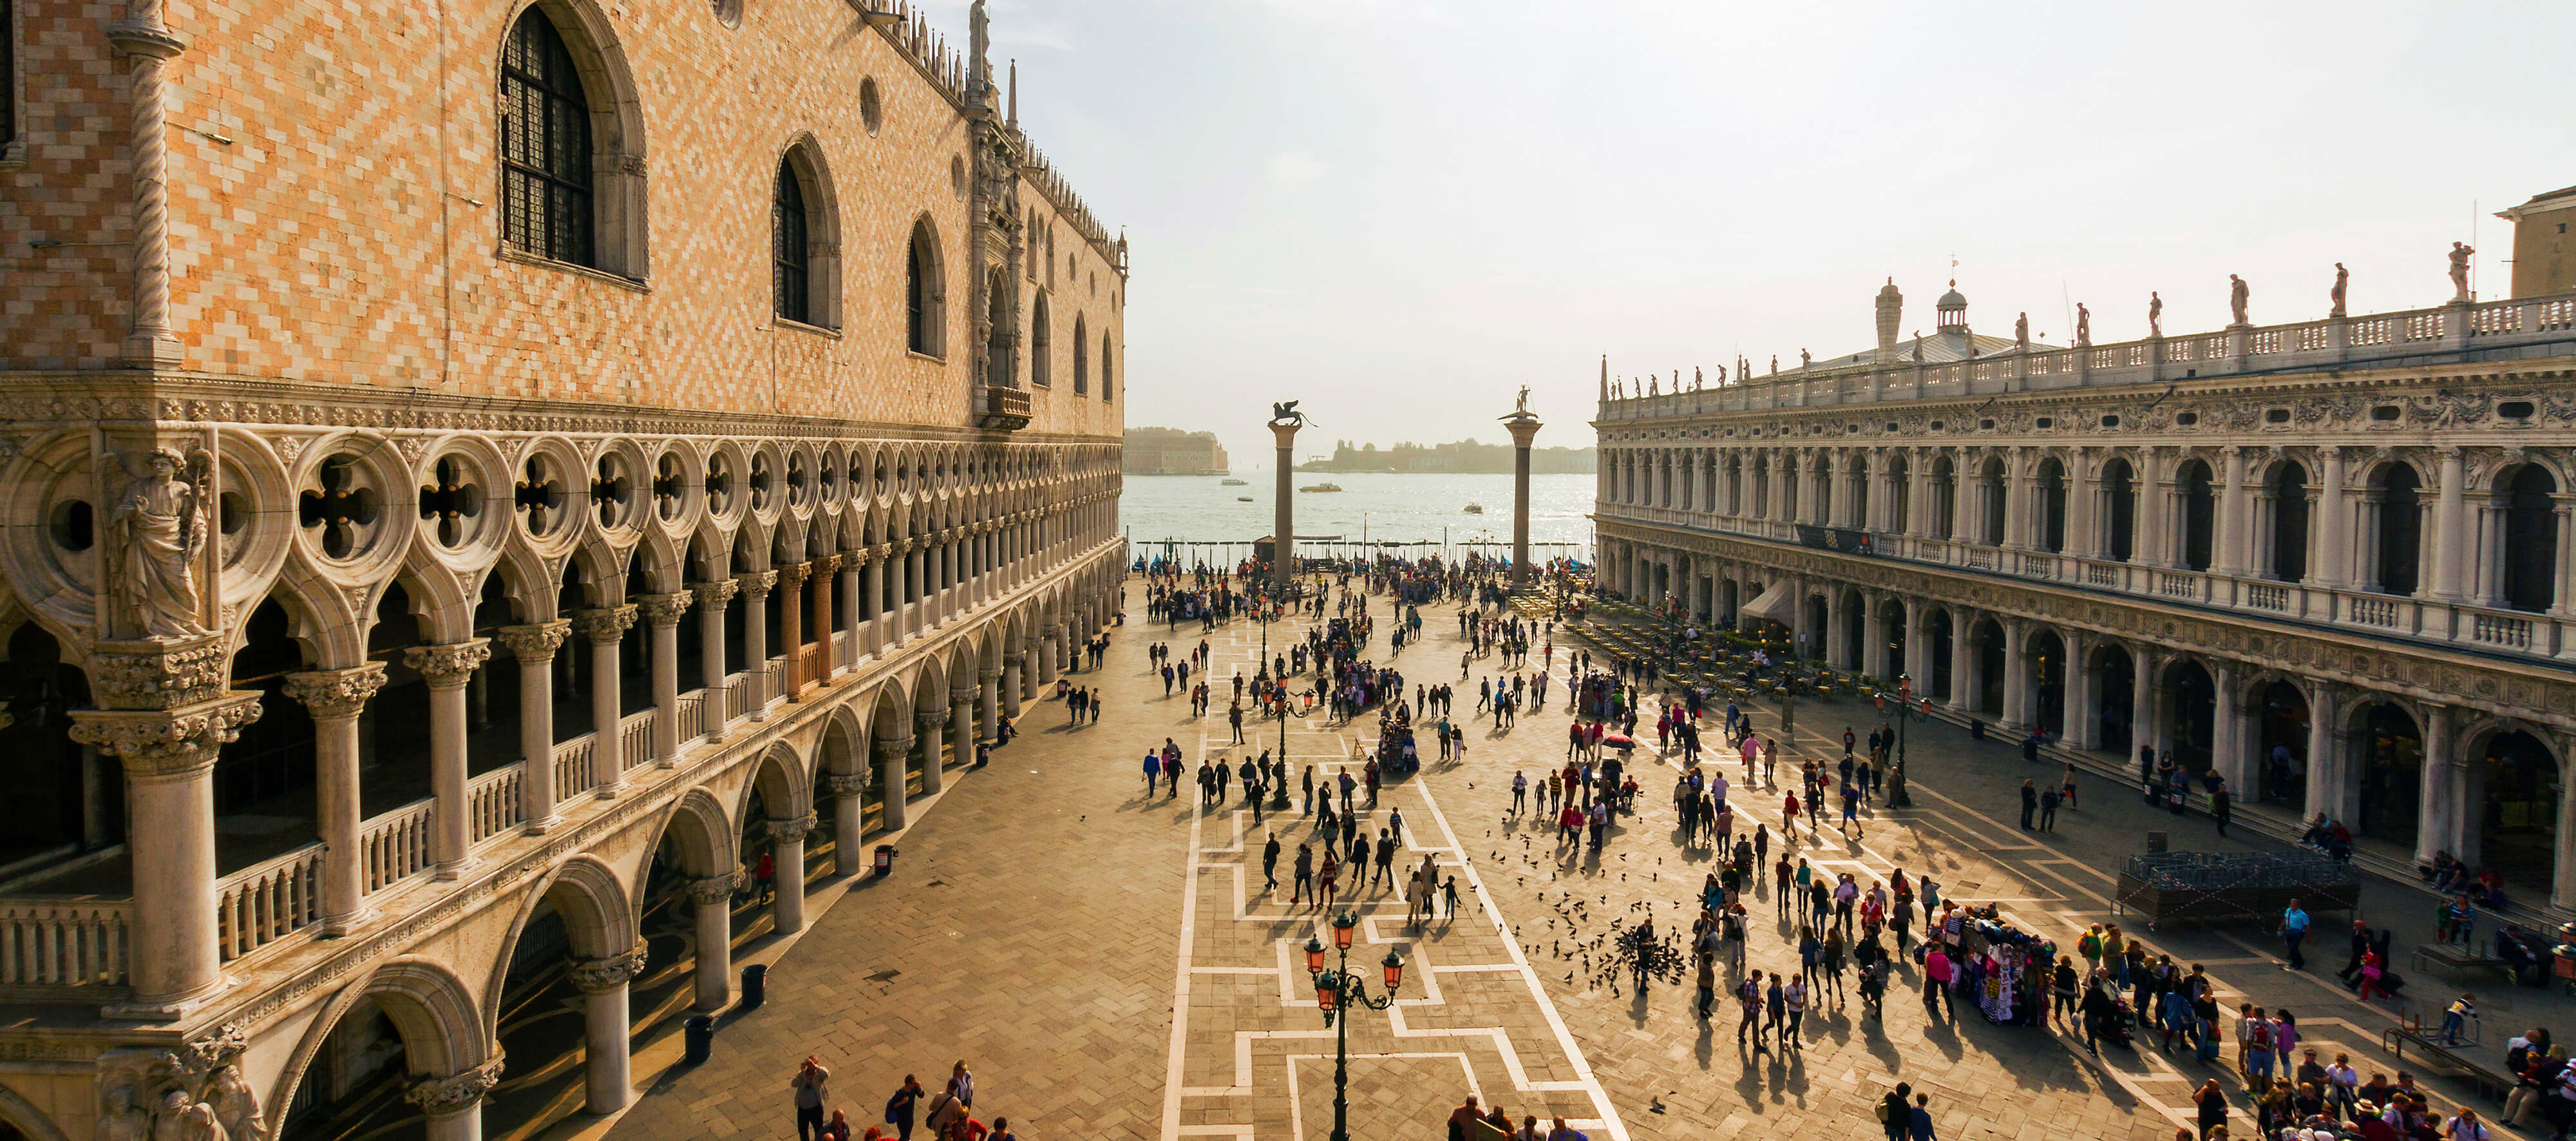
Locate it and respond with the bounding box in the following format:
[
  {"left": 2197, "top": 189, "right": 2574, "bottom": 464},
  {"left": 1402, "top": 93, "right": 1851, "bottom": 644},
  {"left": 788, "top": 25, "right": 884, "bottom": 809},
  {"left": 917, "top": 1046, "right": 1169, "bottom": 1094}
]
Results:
[
  {"left": 0, "top": 1, "right": 1126, "bottom": 1140},
  {"left": 1594, "top": 200, "right": 2576, "bottom": 910}
]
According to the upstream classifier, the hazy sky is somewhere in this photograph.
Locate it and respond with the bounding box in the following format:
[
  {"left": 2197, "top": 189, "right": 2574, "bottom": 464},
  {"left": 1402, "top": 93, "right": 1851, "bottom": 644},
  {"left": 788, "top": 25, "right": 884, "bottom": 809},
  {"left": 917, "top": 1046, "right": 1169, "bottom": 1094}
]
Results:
[{"left": 940, "top": 0, "right": 2576, "bottom": 468}]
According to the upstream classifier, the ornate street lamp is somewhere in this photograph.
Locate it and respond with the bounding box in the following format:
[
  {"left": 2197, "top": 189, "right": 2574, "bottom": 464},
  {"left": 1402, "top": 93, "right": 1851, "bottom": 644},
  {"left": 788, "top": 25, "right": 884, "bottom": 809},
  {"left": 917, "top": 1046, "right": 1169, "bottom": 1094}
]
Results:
[
  {"left": 1305, "top": 911, "right": 1404, "bottom": 1141},
  {"left": 1875, "top": 672, "right": 1933, "bottom": 809}
]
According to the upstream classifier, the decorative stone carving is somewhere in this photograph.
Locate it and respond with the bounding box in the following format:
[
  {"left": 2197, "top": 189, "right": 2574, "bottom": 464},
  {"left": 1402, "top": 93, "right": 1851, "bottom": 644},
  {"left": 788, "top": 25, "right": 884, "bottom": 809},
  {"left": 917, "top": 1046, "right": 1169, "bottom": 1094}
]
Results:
[
  {"left": 90, "top": 636, "right": 227, "bottom": 711},
  {"left": 636, "top": 591, "right": 694, "bottom": 627},
  {"left": 823, "top": 772, "right": 871, "bottom": 798},
  {"left": 495, "top": 620, "right": 573, "bottom": 663},
  {"left": 572, "top": 604, "right": 639, "bottom": 644},
  {"left": 873, "top": 735, "right": 915, "bottom": 762},
  {"left": 567, "top": 941, "right": 650, "bottom": 993},
  {"left": 691, "top": 578, "right": 741, "bottom": 609},
  {"left": 108, "top": 447, "right": 213, "bottom": 640},
  {"left": 767, "top": 813, "right": 819, "bottom": 842},
  {"left": 685, "top": 870, "right": 743, "bottom": 906},
  {"left": 779, "top": 562, "right": 811, "bottom": 588},
  {"left": 402, "top": 638, "right": 493, "bottom": 684},
  {"left": 283, "top": 662, "right": 390, "bottom": 721},
  {"left": 738, "top": 569, "right": 779, "bottom": 601},
  {"left": 402, "top": 1053, "right": 507, "bottom": 1117},
  {"left": 70, "top": 693, "right": 263, "bottom": 776},
  {"left": 99, "top": 1024, "right": 264, "bottom": 1141}
]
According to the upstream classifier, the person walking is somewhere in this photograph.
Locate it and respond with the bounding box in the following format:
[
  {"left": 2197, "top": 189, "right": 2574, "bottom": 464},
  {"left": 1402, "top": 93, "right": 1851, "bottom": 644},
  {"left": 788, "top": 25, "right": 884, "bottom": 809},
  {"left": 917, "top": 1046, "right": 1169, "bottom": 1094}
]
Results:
[
  {"left": 792, "top": 1057, "right": 831, "bottom": 1141},
  {"left": 1291, "top": 843, "right": 1313, "bottom": 905},
  {"left": 2211, "top": 782, "right": 2233, "bottom": 837},
  {"left": 1262, "top": 830, "right": 1281, "bottom": 892},
  {"left": 1737, "top": 970, "right": 1768, "bottom": 1052},
  {"left": 1879, "top": 1083, "right": 1913, "bottom": 1141},
  {"left": 2038, "top": 782, "right": 2060, "bottom": 832},
  {"left": 2019, "top": 780, "right": 2039, "bottom": 830},
  {"left": 2193, "top": 1079, "right": 2228, "bottom": 1140},
  {"left": 1906, "top": 1092, "right": 1937, "bottom": 1141},
  {"left": 882, "top": 1075, "right": 923, "bottom": 1141},
  {"left": 2280, "top": 899, "right": 2311, "bottom": 971},
  {"left": 1922, "top": 946, "right": 1953, "bottom": 1021}
]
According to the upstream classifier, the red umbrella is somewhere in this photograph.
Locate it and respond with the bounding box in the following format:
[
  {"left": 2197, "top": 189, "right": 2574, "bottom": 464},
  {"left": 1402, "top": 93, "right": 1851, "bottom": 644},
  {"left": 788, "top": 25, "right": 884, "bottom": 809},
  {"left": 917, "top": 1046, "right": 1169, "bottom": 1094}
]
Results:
[{"left": 1600, "top": 733, "right": 1636, "bottom": 749}]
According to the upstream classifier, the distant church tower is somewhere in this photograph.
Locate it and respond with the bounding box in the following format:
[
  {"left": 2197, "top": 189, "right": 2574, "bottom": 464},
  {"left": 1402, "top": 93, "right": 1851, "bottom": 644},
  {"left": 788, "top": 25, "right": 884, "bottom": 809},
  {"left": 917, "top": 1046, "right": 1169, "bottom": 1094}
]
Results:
[{"left": 1875, "top": 278, "right": 1903, "bottom": 356}]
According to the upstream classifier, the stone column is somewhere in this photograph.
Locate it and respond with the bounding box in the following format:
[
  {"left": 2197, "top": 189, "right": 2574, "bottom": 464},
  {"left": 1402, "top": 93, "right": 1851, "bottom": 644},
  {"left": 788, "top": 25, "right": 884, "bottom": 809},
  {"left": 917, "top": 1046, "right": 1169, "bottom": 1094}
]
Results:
[
  {"left": 2316, "top": 447, "right": 2351, "bottom": 588},
  {"left": 567, "top": 942, "right": 648, "bottom": 1113},
  {"left": 2130, "top": 648, "right": 2155, "bottom": 769},
  {"left": 2303, "top": 681, "right": 2339, "bottom": 822},
  {"left": 692, "top": 580, "right": 738, "bottom": 742},
  {"left": 497, "top": 622, "right": 571, "bottom": 830},
  {"left": 2215, "top": 446, "right": 2250, "bottom": 577},
  {"left": 876, "top": 735, "right": 915, "bottom": 831},
  {"left": 826, "top": 772, "right": 869, "bottom": 876},
  {"left": 1271, "top": 419, "right": 1301, "bottom": 591},
  {"left": 768, "top": 813, "right": 815, "bottom": 935},
  {"left": 840, "top": 554, "right": 866, "bottom": 666},
  {"left": 284, "top": 663, "right": 390, "bottom": 936},
  {"left": 1904, "top": 608, "right": 1933, "bottom": 686},
  {"left": 404, "top": 640, "right": 493, "bottom": 879},
  {"left": 1002, "top": 653, "right": 1025, "bottom": 718},
  {"left": 1998, "top": 619, "right": 2030, "bottom": 731},
  {"left": 1504, "top": 414, "right": 1542, "bottom": 587},
  {"left": 952, "top": 692, "right": 978, "bottom": 761},
  {"left": 2414, "top": 704, "right": 2454, "bottom": 865},
  {"left": 860, "top": 548, "right": 887, "bottom": 657},
  {"left": 906, "top": 541, "right": 928, "bottom": 638},
  {"left": 685, "top": 873, "right": 737, "bottom": 1011},
  {"left": 2067, "top": 635, "right": 2099, "bottom": 750},
  {"left": 637, "top": 593, "right": 690, "bottom": 767},
  {"left": 980, "top": 668, "right": 1002, "bottom": 743},
  {"left": 810, "top": 555, "right": 838, "bottom": 682},
  {"left": 1862, "top": 598, "right": 1892, "bottom": 678},
  {"left": 916, "top": 711, "right": 947, "bottom": 796},
  {"left": 404, "top": 1057, "right": 507, "bottom": 1141},
  {"left": 106, "top": 17, "right": 187, "bottom": 367},
  {"left": 573, "top": 605, "right": 638, "bottom": 796},
  {"left": 2210, "top": 663, "right": 2240, "bottom": 787},
  {"left": 776, "top": 562, "right": 810, "bottom": 699},
  {"left": 738, "top": 570, "right": 777, "bottom": 720},
  {"left": 68, "top": 666, "right": 261, "bottom": 1013},
  {"left": 1947, "top": 611, "right": 1976, "bottom": 714}
]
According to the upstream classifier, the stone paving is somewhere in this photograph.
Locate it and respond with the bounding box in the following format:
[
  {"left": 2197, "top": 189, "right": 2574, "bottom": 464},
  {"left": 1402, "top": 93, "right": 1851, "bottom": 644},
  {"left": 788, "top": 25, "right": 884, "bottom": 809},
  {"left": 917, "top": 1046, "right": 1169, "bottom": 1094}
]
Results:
[{"left": 607, "top": 578, "right": 2562, "bottom": 1141}]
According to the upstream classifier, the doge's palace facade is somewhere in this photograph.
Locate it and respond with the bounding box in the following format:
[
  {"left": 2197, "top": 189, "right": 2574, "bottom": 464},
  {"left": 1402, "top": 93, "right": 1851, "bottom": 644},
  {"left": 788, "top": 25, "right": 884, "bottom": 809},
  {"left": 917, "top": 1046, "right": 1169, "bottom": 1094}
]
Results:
[
  {"left": 1595, "top": 241, "right": 2576, "bottom": 916},
  {"left": 0, "top": 2, "right": 1125, "bottom": 1140}
]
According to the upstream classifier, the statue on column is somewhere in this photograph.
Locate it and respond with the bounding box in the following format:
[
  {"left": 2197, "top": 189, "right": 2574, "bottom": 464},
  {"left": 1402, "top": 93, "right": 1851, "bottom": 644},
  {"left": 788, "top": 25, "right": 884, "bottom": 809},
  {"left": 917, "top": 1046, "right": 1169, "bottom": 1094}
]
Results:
[
  {"left": 1513, "top": 384, "right": 1531, "bottom": 414},
  {"left": 1799, "top": 349, "right": 1811, "bottom": 369},
  {"left": 2149, "top": 291, "right": 2163, "bottom": 337},
  {"left": 110, "top": 447, "right": 212, "bottom": 639},
  {"left": 1769, "top": 356, "right": 1777, "bottom": 375},
  {"left": 2228, "top": 274, "right": 2250, "bottom": 326},
  {"left": 1268, "top": 400, "right": 1309, "bottom": 427},
  {"left": 2330, "top": 263, "right": 2348, "bottom": 317},
  {"left": 1691, "top": 367, "right": 1702, "bottom": 390},
  {"left": 2448, "top": 242, "right": 2475, "bottom": 303}
]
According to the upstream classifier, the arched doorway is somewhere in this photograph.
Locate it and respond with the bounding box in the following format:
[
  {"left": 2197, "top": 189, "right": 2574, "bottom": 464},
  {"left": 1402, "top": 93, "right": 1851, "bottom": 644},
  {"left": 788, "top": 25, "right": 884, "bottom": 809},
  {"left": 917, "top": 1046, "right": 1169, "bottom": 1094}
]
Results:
[
  {"left": 2095, "top": 645, "right": 2136, "bottom": 754},
  {"left": 2028, "top": 629, "right": 2066, "bottom": 736},
  {"left": 2476, "top": 730, "right": 2560, "bottom": 894},
  {"left": 1927, "top": 611, "right": 1955, "bottom": 702},
  {"left": 2353, "top": 702, "right": 2423, "bottom": 846},
  {"left": 2165, "top": 660, "right": 2215, "bottom": 775},
  {"left": 1801, "top": 594, "right": 1828, "bottom": 661},
  {"left": 1880, "top": 600, "right": 1908, "bottom": 684},
  {"left": 2254, "top": 681, "right": 2310, "bottom": 807},
  {"left": 2177, "top": 459, "right": 2216, "bottom": 571},
  {"left": 2501, "top": 467, "right": 2559, "bottom": 613},
  {"left": 275, "top": 963, "right": 491, "bottom": 1141},
  {"left": 2101, "top": 457, "right": 2137, "bottom": 562},
  {"left": 1974, "top": 618, "right": 2006, "bottom": 717}
]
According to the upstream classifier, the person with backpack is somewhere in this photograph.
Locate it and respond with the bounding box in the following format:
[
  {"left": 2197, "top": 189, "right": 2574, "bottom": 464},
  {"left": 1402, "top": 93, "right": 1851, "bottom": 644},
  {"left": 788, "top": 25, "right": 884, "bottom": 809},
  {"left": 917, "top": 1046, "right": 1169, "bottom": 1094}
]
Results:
[{"left": 883, "top": 1075, "right": 923, "bottom": 1141}]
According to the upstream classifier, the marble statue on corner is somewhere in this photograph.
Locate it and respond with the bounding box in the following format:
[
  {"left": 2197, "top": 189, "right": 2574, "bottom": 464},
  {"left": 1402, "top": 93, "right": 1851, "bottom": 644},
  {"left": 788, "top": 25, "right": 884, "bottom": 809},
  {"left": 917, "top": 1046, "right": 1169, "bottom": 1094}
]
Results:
[
  {"left": 2074, "top": 303, "right": 2090, "bottom": 347},
  {"left": 1692, "top": 367, "right": 1703, "bottom": 391},
  {"left": 2330, "top": 263, "right": 2348, "bottom": 318},
  {"left": 112, "top": 446, "right": 213, "bottom": 640},
  {"left": 2149, "top": 291, "right": 2163, "bottom": 338},
  {"left": 2228, "top": 274, "right": 2250, "bottom": 326},
  {"left": 2449, "top": 242, "right": 2475, "bottom": 303},
  {"left": 2014, "top": 311, "right": 2029, "bottom": 349},
  {"left": 1799, "top": 349, "right": 1810, "bottom": 368}
]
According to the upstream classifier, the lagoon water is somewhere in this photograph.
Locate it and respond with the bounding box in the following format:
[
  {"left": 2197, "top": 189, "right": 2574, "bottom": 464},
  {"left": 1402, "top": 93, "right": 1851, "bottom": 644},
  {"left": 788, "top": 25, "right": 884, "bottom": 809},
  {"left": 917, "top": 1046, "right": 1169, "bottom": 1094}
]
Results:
[{"left": 1117, "top": 470, "right": 1596, "bottom": 564}]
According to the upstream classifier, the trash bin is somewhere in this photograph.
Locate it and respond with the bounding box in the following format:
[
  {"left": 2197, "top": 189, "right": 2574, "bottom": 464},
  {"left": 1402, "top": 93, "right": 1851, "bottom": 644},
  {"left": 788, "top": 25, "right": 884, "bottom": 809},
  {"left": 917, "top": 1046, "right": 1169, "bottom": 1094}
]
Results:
[
  {"left": 740, "top": 963, "right": 767, "bottom": 1012},
  {"left": 1968, "top": 719, "right": 1985, "bottom": 740},
  {"left": 874, "top": 844, "right": 896, "bottom": 877},
  {"left": 684, "top": 1015, "right": 715, "bottom": 1065}
]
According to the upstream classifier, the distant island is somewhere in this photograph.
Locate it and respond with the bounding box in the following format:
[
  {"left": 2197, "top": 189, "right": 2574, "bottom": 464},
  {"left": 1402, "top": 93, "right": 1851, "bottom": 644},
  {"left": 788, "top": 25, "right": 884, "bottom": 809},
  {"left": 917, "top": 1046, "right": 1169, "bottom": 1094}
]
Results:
[
  {"left": 1124, "top": 427, "right": 1230, "bottom": 475},
  {"left": 1299, "top": 438, "right": 1596, "bottom": 474}
]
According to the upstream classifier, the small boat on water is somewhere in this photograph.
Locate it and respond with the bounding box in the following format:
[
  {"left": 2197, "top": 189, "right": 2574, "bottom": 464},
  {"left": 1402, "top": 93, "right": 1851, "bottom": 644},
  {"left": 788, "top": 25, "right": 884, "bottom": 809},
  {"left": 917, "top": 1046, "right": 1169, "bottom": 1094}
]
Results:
[
  {"left": 1220, "top": 478, "right": 1247, "bottom": 486},
  {"left": 1236, "top": 496, "right": 1253, "bottom": 502},
  {"left": 1300, "top": 483, "right": 1343, "bottom": 493},
  {"left": 1463, "top": 503, "right": 1484, "bottom": 514}
]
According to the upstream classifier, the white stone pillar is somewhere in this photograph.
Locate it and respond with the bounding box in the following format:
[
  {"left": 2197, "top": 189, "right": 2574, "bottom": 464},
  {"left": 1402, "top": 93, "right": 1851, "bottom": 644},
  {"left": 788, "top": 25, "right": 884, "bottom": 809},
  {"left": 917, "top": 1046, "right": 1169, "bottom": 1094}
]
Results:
[
  {"left": 1999, "top": 619, "right": 2029, "bottom": 730},
  {"left": 861, "top": 549, "right": 887, "bottom": 657},
  {"left": 404, "top": 640, "right": 492, "bottom": 879},
  {"left": 738, "top": 571, "right": 776, "bottom": 720},
  {"left": 1862, "top": 598, "right": 1892, "bottom": 679},
  {"left": 2068, "top": 636, "right": 2099, "bottom": 750},
  {"left": 692, "top": 580, "right": 737, "bottom": 742},
  {"left": 2430, "top": 448, "right": 2467, "bottom": 600},
  {"left": 1947, "top": 611, "right": 1976, "bottom": 714},
  {"left": 917, "top": 711, "right": 947, "bottom": 796},
  {"left": 1002, "top": 655, "right": 1024, "bottom": 718},
  {"left": 1039, "top": 624, "right": 1063, "bottom": 684},
  {"left": 877, "top": 735, "right": 914, "bottom": 832},
  {"left": 2130, "top": 649, "right": 2155, "bottom": 771},
  {"left": 2139, "top": 448, "right": 2169, "bottom": 566},
  {"left": 574, "top": 605, "right": 638, "bottom": 796},
  {"left": 498, "top": 622, "right": 571, "bottom": 830},
  {"left": 978, "top": 670, "right": 1001, "bottom": 744},
  {"left": 2316, "top": 447, "right": 2351, "bottom": 588},
  {"left": 2210, "top": 662, "right": 2240, "bottom": 787},
  {"left": 687, "top": 874, "right": 735, "bottom": 1011},
  {"left": 768, "top": 814, "right": 814, "bottom": 935},
  {"left": 403, "top": 1059, "right": 506, "bottom": 1141},
  {"left": 828, "top": 772, "right": 867, "bottom": 876},
  {"left": 285, "top": 662, "right": 389, "bottom": 936},
  {"left": 840, "top": 555, "right": 866, "bottom": 666},
  {"left": 638, "top": 593, "right": 690, "bottom": 766},
  {"left": 569, "top": 944, "right": 646, "bottom": 1113},
  {"left": 2303, "top": 681, "right": 2339, "bottom": 822},
  {"left": 952, "top": 693, "right": 978, "bottom": 762}
]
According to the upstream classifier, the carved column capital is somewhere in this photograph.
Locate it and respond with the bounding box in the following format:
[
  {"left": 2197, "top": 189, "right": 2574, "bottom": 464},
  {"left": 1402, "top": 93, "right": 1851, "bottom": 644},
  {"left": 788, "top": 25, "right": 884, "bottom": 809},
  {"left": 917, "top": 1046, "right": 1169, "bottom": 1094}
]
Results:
[
  {"left": 686, "top": 870, "right": 744, "bottom": 905},
  {"left": 567, "top": 940, "right": 650, "bottom": 993},
  {"left": 573, "top": 605, "right": 639, "bottom": 644},
  {"left": 813, "top": 553, "right": 844, "bottom": 573},
  {"left": 823, "top": 772, "right": 871, "bottom": 798},
  {"left": 283, "top": 662, "right": 390, "bottom": 722},
  {"left": 778, "top": 562, "right": 812, "bottom": 588},
  {"left": 68, "top": 691, "right": 263, "bottom": 778},
  {"left": 88, "top": 635, "right": 227, "bottom": 711},
  {"left": 692, "top": 578, "right": 741, "bottom": 608},
  {"left": 767, "top": 813, "right": 819, "bottom": 843},
  {"left": 403, "top": 638, "right": 493, "bottom": 687},
  {"left": 737, "top": 570, "right": 779, "bottom": 601},
  {"left": 636, "top": 592, "right": 694, "bottom": 628},
  {"left": 873, "top": 735, "right": 915, "bottom": 762},
  {"left": 497, "top": 620, "right": 573, "bottom": 662},
  {"left": 404, "top": 1053, "right": 507, "bottom": 1117},
  {"left": 915, "top": 710, "right": 947, "bottom": 734}
]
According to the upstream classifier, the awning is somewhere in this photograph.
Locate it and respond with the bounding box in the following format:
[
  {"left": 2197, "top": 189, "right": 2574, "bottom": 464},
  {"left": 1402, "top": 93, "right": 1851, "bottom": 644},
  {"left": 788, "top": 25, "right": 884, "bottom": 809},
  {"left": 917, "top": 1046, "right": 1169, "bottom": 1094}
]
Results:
[{"left": 1740, "top": 580, "right": 1796, "bottom": 626}]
